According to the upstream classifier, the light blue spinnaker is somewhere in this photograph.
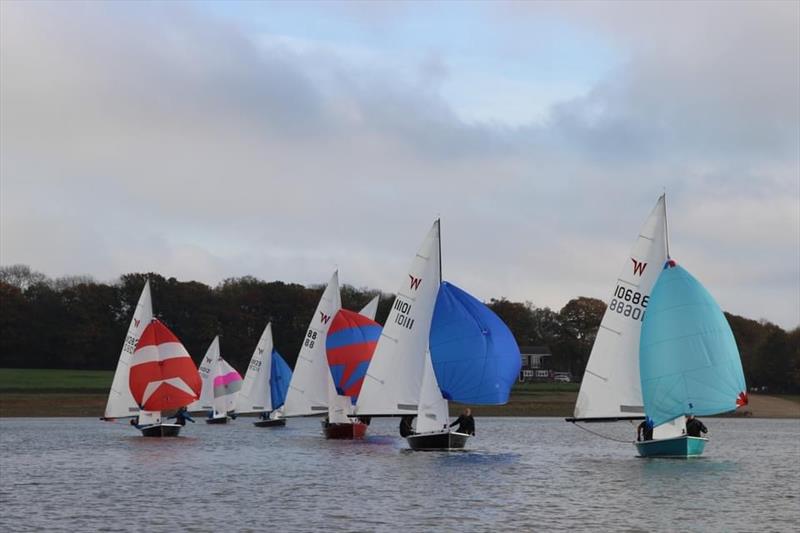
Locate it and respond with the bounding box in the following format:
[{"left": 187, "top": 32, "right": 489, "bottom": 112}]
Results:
[
  {"left": 640, "top": 262, "right": 747, "bottom": 427},
  {"left": 270, "top": 350, "right": 292, "bottom": 410},
  {"left": 429, "top": 282, "right": 522, "bottom": 405}
]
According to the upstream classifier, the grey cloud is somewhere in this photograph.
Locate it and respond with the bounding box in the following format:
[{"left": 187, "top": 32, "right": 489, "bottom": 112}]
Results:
[{"left": 1, "top": 1, "right": 797, "bottom": 328}]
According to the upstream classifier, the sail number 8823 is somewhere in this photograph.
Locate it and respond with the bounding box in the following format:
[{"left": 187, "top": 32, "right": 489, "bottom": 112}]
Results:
[{"left": 609, "top": 285, "right": 649, "bottom": 322}]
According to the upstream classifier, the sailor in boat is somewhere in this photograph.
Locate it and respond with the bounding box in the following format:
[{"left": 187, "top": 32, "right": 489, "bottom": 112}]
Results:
[
  {"left": 170, "top": 407, "right": 195, "bottom": 426},
  {"left": 449, "top": 408, "right": 475, "bottom": 436},
  {"left": 685, "top": 415, "right": 708, "bottom": 437},
  {"left": 637, "top": 418, "right": 654, "bottom": 442},
  {"left": 399, "top": 415, "right": 415, "bottom": 438}
]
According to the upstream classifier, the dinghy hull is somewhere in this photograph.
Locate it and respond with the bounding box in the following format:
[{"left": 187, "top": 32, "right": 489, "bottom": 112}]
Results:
[
  {"left": 636, "top": 435, "right": 707, "bottom": 458},
  {"left": 205, "top": 416, "right": 228, "bottom": 424},
  {"left": 406, "top": 431, "right": 469, "bottom": 451},
  {"left": 322, "top": 421, "right": 367, "bottom": 439},
  {"left": 140, "top": 423, "right": 182, "bottom": 437},
  {"left": 254, "top": 418, "right": 286, "bottom": 428}
]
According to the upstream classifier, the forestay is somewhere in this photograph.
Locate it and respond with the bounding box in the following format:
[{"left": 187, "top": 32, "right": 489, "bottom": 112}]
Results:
[
  {"left": 573, "top": 195, "right": 667, "bottom": 421},
  {"left": 356, "top": 220, "right": 441, "bottom": 416},
  {"left": 640, "top": 263, "right": 747, "bottom": 427},
  {"left": 282, "top": 271, "right": 342, "bottom": 417},
  {"left": 235, "top": 323, "right": 274, "bottom": 414},
  {"left": 429, "top": 282, "right": 521, "bottom": 404},
  {"left": 104, "top": 281, "right": 153, "bottom": 419}
]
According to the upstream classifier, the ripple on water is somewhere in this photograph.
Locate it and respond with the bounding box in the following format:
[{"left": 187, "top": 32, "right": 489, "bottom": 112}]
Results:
[{"left": 1, "top": 417, "right": 798, "bottom": 532}]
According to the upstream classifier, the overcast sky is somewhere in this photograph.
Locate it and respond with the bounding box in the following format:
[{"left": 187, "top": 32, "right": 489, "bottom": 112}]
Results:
[{"left": 1, "top": 1, "right": 798, "bottom": 328}]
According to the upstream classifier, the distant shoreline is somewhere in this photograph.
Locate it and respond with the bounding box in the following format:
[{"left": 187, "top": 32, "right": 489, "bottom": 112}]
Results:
[
  {"left": 1, "top": 391, "right": 797, "bottom": 419},
  {"left": 1, "top": 369, "right": 797, "bottom": 418}
]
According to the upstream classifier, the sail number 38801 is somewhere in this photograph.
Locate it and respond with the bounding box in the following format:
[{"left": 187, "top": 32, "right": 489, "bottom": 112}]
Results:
[{"left": 609, "top": 285, "right": 649, "bottom": 322}]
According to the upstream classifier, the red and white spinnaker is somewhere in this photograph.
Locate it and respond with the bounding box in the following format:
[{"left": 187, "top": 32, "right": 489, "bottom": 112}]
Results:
[{"left": 129, "top": 319, "right": 202, "bottom": 412}]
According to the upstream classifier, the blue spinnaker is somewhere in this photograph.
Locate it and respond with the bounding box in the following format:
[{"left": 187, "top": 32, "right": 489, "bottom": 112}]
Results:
[
  {"left": 640, "top": 263, "right": 747, "bottom": 427},
  {"left": 429, "top": 282, "right": 521, "bottom": 405},
  {"left": 270, "top": 350, "right": 292, "bottom": 410}
]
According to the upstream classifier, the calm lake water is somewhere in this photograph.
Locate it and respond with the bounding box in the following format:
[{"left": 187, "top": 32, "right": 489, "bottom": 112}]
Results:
[{"left": 1, "top": 417, "right": 798, "bottom": 532}]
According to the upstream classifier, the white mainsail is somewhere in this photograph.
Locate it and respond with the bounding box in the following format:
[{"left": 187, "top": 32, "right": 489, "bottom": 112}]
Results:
[
  {"left": 104, "top": 280, "right": 153, "bottom": 419},
  {"left": 282, "top": 271, "right": 342, "bottom": 417},
  {"left": 356, "top": 220, "right": 441, "bottom": 416},
  {"left": 415, "top": 349, "right": 450, "bottom": 433},
  {"left": 573, "top": 195, "right": 668, "bottom": 420},
  {"left": 235, "top": 322, "right": 274, "bottom": 414},
  {"left": 187, "top": 336, "right": 218, "bottom": 413},
  {"left": 359, "top": 295, "right": 380, "bottom": 321}
]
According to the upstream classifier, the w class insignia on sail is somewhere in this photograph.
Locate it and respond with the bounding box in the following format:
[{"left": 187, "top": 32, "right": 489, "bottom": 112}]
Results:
[{"left": 631, "top": 258, "right": 648, "bottom": 276}]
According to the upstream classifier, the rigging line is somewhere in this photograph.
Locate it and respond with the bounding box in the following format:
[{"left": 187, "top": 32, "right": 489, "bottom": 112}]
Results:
[{"left": 572, "top": 421, "right": 635, "bottom": 444}]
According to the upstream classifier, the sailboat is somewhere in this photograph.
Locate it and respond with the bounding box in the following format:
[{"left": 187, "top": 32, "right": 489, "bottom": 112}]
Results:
[
  {"left": 187, "top": 336, "right": 243, "bottom": 424},
  {"left": 411, "top": 281, "right": 521, "bottom": 450},
  {"left": 356, "top": 220, "right": 520, "bottom": 450},
  {"left": 128, "top": 318, "right": 202, "bottom": 437},
  {"left": 635, "top": 260, "right": 747, "bottom": 457},
  {"left": 281, "top": 271, "right": 342, "bottom": 419},
  {"left": 323, "top": 296, "right": 381, "bottom": 439},
  {"left": 103, "top": 280, "right": 201, "bottom": 436},
  {"left": 567, "top": 195, "right": 748, "bottom": 457},
  {"left": 235, "top": 322, "right": 293, "bottom": 427}
]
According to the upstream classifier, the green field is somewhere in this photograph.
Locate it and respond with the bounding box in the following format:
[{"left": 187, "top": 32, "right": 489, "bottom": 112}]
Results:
[
  {"left": 0, "top": 368, "right": 114, "bottom": 393},
  {"left": 0, "top": 368, "right": 576, "bottom": 395}
]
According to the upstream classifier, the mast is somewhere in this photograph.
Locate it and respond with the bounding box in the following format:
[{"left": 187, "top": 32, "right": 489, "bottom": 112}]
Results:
[
  {"left": 663, "top": 192, "right": 671, "bottom": 260},
  {"left": 437, "top": 217, "right": 442, "bottom": 284}
]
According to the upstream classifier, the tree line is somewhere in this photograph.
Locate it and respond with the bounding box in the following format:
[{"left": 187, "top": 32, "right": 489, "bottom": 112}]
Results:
[{"left": 1, "top": 264, "right": 797, "bottom": 393}]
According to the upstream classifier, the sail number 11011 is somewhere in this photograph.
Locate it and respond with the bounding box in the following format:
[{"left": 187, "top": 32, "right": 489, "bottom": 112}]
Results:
[{"left": 609, "top": 285, "right": 649, "bottom": 321}]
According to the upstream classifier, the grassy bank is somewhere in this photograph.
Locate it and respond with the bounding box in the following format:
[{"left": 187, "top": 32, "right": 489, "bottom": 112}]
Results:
[
  {"left": 1, "top": 369, "right": 798, "bottom": 418},
  {"left": 0, "top": 368, "right": 113, "bottom": 393}
]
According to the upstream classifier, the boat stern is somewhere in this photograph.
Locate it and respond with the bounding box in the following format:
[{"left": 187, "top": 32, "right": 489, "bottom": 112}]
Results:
[{"left": 635, "top": 435, "right": 707, "bottom": 458}]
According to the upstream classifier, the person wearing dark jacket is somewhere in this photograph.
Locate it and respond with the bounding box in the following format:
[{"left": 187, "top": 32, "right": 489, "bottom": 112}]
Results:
[
  {"left": 399, "top": 415, "right": 415, "bottom": 437},
  {"left": 169, "top": 407, "right": 195, "bottom": 426},
  {"left": 685, "top": 415, "right": 708, "bottom": 437},
  {"left": 637, "top": 419, "right": 654, "bottom": 441},
  {"left": 450, "top": 408, "right": 475, "bottom": 436}
]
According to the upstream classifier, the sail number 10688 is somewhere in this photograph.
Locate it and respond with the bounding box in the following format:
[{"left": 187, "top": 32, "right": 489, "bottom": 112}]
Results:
[{"left": 609, "top": 285, "right": 649, "bottom": 321}]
